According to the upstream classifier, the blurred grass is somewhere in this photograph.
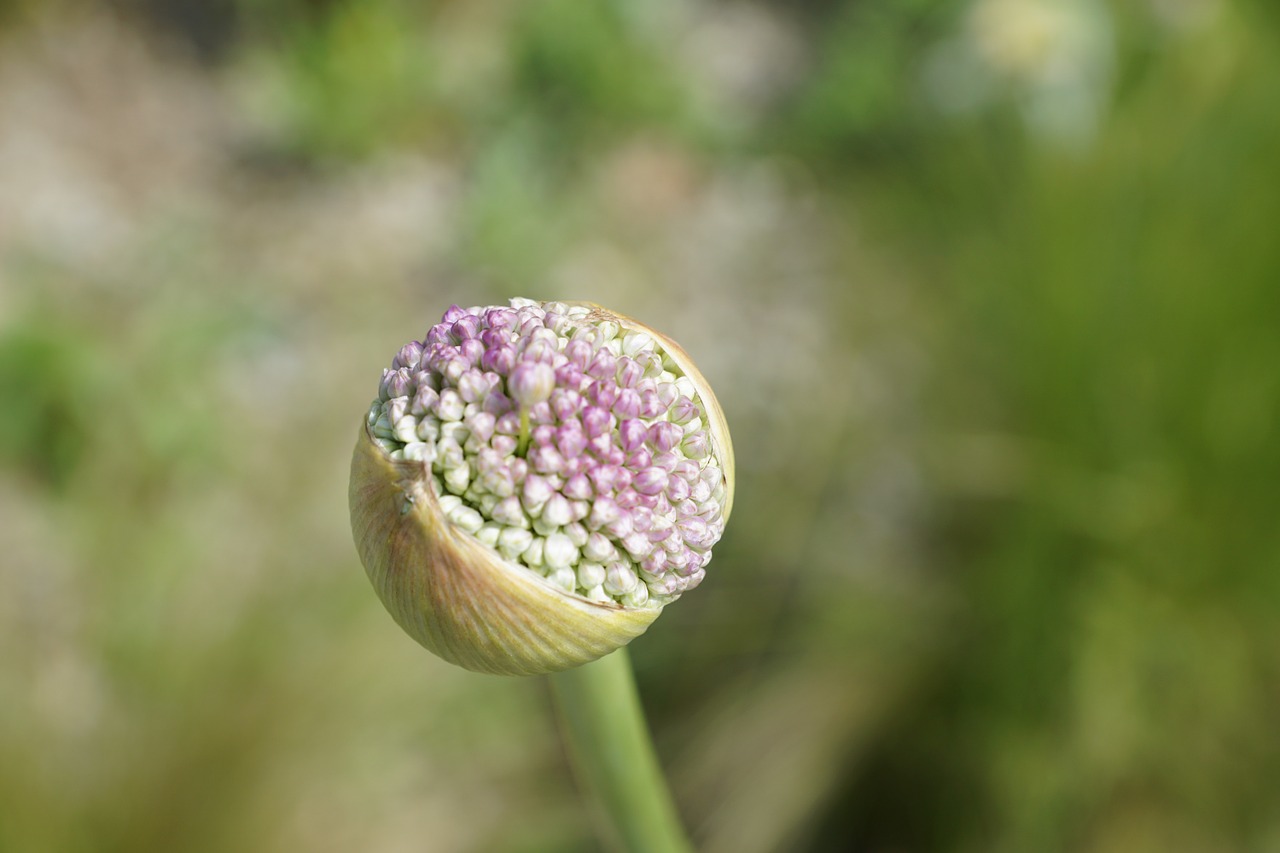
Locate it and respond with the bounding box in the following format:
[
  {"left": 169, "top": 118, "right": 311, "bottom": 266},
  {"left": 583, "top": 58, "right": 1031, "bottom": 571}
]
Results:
[{"left": 1, "top": 1, "right": 1278, "bottom": 851}]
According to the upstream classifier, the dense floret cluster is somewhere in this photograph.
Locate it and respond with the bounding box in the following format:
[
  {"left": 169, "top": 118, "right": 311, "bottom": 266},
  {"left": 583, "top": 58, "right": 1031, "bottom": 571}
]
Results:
[{"left": 367, "top": 299, "right": 728, "bottom": 607}]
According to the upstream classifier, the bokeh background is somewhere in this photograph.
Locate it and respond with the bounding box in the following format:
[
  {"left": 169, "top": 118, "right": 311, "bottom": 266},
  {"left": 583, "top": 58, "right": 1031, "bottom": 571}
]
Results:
[{"left": 2, "top": 0, "right": 1278, "bottom": 850}]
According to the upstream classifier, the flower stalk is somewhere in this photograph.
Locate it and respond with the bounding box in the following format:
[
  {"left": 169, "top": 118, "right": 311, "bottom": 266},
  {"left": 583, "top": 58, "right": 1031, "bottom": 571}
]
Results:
[{"left": 550, "top": 649, "right": 693, "bottom": 853}]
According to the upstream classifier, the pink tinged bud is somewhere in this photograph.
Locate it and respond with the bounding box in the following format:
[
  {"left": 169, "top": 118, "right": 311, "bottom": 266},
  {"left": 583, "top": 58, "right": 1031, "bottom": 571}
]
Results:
[
  {"left": 587, "top": 497, "right": 621, "bottom": 530},
  {"left": 652, "top": 451, "right": 680, "bottom": 473},
  {"left": 522, "top": 474, "right": 553, "bottom": 512},
  {"left": 441, "top": 304, "right": 467, "bottom": 324},
  {"left": 385, "top": 368, "right": 413, "bottom": 399},
  {"left": 528, "top": 444, "right": 564, "bottom": 474},
  {"left": 605, "top": 509, "right": 633, "bottom": 538},
  {"left": 442, "top": 356, "right": 468, "bottom": 384},
  {"left": 588, "top": 380, "right": 619, "bottom": 410},
  {"left": 604, "top": 563, "right": 639, "bottom": 596},
  {"left": 556, "top": 425, "right": 588, "bottom": 460},
  {"left": 465, "top": 411, "right": 496, "bottom": 444},
  {"left": 481, "top": 345, "right": 516, "bottom": 375},
  {"left": 564, "top": 338, "right": 593, "bottom": 369},
  {"left": 583, "top": 532, "right": 615, "bottom": 563},
  {"left": 655, "top": 381, "right": 678, "bottom": 408},
  {"left": 588, "top": 464, "right": 622, "bottom": 494},
  {"left": 682, "top": 431, "right": 711, "bottom": 459},
  {"left": 647, "top": 422, "right": 682, "bottom": 452},
  {"left": 484, "top": 391, "right": 515, "bottom": 417},
  {"left": 531, "top": 424, "right": 556, "bottom": 447},
  {"left": 691, "top": 478, "right": 712, "bottom": 503},
  {"left": 637, "top": 351, "right": 664, "bottom": 378},
  {"left": 634, "top": 467, "right": 669, "bottom": 496},
  {"left": 616, "top": 357, "right": 644, "bottom": 388},
  {"left": 459, "top": 339, "right": 485, "bottom": 366},
  {"left": 677, "top": 499, "right": 699, "bottom": 518},
  {"left": 479, "top": 328, "right": 507, "bottom": 350},
  {"left": 394, "top": 341, "right": 423, "bottom": 370},
  {"left": 647, "top": 572, "right": 684, "bottom": 596},
  {"left": 623, "top": 532, "right": 653, "bottom": 559},
  {"left": 542, "top": 493, "right": 574, "bottom": 527},
  {"left": 509, "top": 362, "right": 555, "bottom": 407},
  {"left": 555, "top": 362, "right": 584, "bottom": 390},
  {"left": 613, "top": 388, "right": 641, "bottom": 419},
  {"left": 670, "top": 396, "right": 699, "bottom": 425},
  {"left": 582, "top": 406, "right": 611, "bottom": 437},
  {"left": 586, "top": 348, "right": 616, "bottom": 379},
  {"left": 528, "top": 401, "right": 555, "bottom": 425},
  {"left": 425, "top": 324, "right": 452, "bottom": 347},
  {"left": 666, "top": 476, "right": 691, "bottom": 502},
  {"left": 638, "top": 389, "right": 665, "bottom": 419},
  {"left": 619, "top": 419, "right": 647, "bottom": 453},
  {"left": 491, "top": 434, "right": 517, "bottom": 455},
  {"left": 386, "top": 397, "right": 409, "bottom": 425},
  {"left": 457, "top": 370, "right": 490, "bottom": 403},
  {"left": 495, "top": 412, "right": 522, "bottom": 435},
  {"left": 626, "top": 448, "right": 652, "bottom": 471},
  {"left": 434, "top": 389, "right": 465, "bottom": 421},
  {"left": 564, "top": 473, "right": 593, "bottom": 500},
  {"left": 492, "top": 495, "right": 528, "bottom": 527},
  {"left": 678, "top": 517, "right": 710, "bottom": 546},
  {"left": 483, "top": 307, "right": 515, "bottom": 330},
  {"left": 631, "top": 506, "right": 655, "bottom": 533},
  {"left": 551, "top": 390, "right": 582, "bottom": 422},
  {"left": 410, "top": 384, "right": 439, "bottom": 417}
]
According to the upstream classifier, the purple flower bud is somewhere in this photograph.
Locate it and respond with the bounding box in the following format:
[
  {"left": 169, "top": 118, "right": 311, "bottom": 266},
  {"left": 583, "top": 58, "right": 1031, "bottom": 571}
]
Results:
[
  {"left": 381, "top": 366, "right": 412, "bottom": 399},
  {"left": 529, "top": 444, "right": 564, "bottom": 474},
  {"left": 666, "top": 476, "right": 690, "bottom": 503},
  {"left": 455, "top": 313, "right": 483, "bottom": 340},
  {"left": 586, "top": 348, "right": 616, "bottom": 380},
  {"left": 481, "top": 345, "right": 516, "bottom": 375},
  {"left": 634, "top": 467, "right": 668, "bottom": 497},
  {"left": 483, "top": 307, "right": 515, "bottom": 330},
  {"left": 616, "top": 357, "right": 644, "bottom": 388},
  {"left": 394, "top": 341, "right": 424, "bottom": 370},
  {"left": 583, "top": 406, "right": 611, "bottom": 437},
  {"left": 441, "top": 305, "right": 467, "bottom": 324},
  {"left": 564, "top": 473, "right": 593, "bottom": 500},
  {"left": 555, "top": 362, "right": 584, "bottom": 391},
  {"left": 647, "top": 422, "right": 682, "bottom": 453},
  {"left": 457, "top": 370, "right": 490, "bottom": 404},
  {"left": 522, "top": 474, "right": 553, "bottom": 512},
  {"left": 626, "top": 448, "right": 652, "bottom": 470},
  {"left": 587, "top": 497, "right": 621, "bottom": 530},
  {"left": 564, "top": 338, "right": 593, "bottom": 369},
  {"left": 509, "top": 362, "right": 555, "bottom": 407},
  {"left": 588, "top": 464, "right": 622, "bottom": 495},
  {"left": 410, "top": 384, "right": 439, "bottom": 417},
  {"left": 556, "top": 425, "right": 588, "bottom": 460},
  {"left": 550, "top": 389, "right": 582, "bottom": 422},
  {"left": 618, "top": 419, "right": 647, "bottom": 453},
  {"left": 588, "top": 379, "right": 619, "bottom": 410},
  {"left": 613, "top": 388, "right": 642, "bottom": 419},
  {"left": 670, "top": 396, "right": 699, "bottom": 425},
  {"left": 634, "top": 389, "right": 662, "bottom": 419}
]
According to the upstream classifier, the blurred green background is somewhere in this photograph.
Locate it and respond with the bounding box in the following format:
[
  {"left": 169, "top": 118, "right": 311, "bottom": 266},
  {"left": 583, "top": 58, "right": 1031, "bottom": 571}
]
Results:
[{"left": 1, "top": 0, "right": 1277, "bottom": 850}]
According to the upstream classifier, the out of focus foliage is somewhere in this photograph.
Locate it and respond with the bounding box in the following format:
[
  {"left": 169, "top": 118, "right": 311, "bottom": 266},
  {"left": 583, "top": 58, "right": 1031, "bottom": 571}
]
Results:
[{"left": 1, "top": 1, "right": 1277, "bottom": 851}]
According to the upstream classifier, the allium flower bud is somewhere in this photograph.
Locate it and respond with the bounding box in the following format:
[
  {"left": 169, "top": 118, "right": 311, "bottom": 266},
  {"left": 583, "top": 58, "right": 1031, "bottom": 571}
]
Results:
[{"left": 350, "top": 299, "right": 735, "bottom": 675}]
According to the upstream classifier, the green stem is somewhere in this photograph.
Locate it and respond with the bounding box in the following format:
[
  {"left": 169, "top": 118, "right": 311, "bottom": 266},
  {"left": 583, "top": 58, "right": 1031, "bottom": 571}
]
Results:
[
  {"left": 549, "top": 648, "right": 692, "bottom": 853},
  {"left": 516, "top": 409, "right": 532, "bottom": 458}
]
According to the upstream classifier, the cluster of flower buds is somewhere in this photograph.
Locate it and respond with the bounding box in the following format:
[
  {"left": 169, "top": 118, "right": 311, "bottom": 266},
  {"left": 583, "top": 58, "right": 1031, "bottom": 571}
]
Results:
[
  {"left": 350, "top": 299, "right": 734, "bottom": 674},
  {"left": 367, "top": 299, "right": 728, "bottom": 606}
]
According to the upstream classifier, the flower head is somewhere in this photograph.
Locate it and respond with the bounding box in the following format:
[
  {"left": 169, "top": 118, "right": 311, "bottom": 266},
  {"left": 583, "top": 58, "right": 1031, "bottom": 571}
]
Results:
[{"left": 350, "top": 299, "right": 734, "bottom": 674}]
